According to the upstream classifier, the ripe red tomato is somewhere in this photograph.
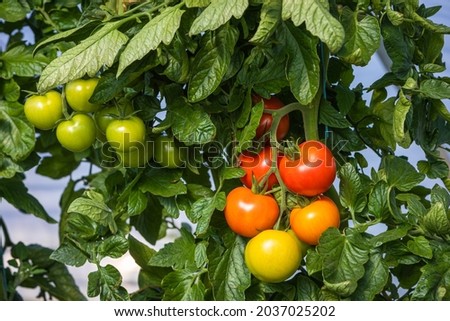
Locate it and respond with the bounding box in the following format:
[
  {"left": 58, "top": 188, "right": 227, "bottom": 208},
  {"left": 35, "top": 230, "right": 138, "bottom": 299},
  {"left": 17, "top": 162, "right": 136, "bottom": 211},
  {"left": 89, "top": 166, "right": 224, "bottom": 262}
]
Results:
[
  {"left": 289, "top": 196, "right": 340, "bottom": 245},
  {"left": 24, "top": 91, "right": 63, "bottom": 130},
  {"left": 279, "top": 140, "right": 336, "bottom": 196},
  {"left": 224, "top": 187, "right": 279, "bottom": 238},
  {"left": 253, "top": 95, "right": 290, "bottom": 141},
  {"left": 238, "top": 146, "right": 281, "bottom": 190},
  {"left": 245, "top": 229, "right": 302, "bottom": 283}
]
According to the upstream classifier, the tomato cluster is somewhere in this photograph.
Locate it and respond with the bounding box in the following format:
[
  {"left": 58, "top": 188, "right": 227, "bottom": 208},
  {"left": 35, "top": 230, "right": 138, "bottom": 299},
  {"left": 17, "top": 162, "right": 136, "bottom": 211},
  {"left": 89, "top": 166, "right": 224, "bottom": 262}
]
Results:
[
  {"left": 23, "top": 78, "right": 187, "bottom": 168},
  {"left": 224, "top": 94, "right": 340, "bottom": 283}
]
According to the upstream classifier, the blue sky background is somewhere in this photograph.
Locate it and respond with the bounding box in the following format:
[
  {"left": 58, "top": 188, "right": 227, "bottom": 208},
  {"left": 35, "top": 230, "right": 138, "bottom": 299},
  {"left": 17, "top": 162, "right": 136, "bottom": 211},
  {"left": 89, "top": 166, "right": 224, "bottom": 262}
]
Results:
[{"left": 1, "top": 1, "right": 450, "bottom": 300}]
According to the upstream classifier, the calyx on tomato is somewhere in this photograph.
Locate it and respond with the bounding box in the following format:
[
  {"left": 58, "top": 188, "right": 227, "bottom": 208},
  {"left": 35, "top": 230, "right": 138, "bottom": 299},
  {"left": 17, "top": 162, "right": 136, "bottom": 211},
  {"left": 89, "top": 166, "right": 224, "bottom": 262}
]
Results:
[
  {"left": 224, "top": 186, "right": 279, "bottom": 238},
  {"left": 238, "top": 146, "right": 281, "bottom": 190},
  {"left": 279, "top": 140, "right": 336, "bottom": 196}
]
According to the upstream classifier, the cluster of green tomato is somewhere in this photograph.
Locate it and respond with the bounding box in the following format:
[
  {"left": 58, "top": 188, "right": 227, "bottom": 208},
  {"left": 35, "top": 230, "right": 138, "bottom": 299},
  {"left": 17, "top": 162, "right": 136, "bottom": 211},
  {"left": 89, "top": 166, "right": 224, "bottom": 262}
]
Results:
[{"left": 23, "top": 78, "right": 186, "bottom": 168}]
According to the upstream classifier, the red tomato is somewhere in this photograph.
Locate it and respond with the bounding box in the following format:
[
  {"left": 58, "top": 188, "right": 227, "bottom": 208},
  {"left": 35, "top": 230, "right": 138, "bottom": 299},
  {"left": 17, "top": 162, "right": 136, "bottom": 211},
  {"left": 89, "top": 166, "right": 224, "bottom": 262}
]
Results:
[
  {"left": 224, "top": 187, "right": 279, "bottom": 238},
  {"left": 279, "top": 140, "right": 336, "bottom": 196},
  {"left": 238, "top": 146, "right": 281, "bottom": 190},
  {"left": 289, "top": 196, "right": 340, "bottom": 245},
  {"left": 253, "top": 95, "right": 290, "bottom": 141}
]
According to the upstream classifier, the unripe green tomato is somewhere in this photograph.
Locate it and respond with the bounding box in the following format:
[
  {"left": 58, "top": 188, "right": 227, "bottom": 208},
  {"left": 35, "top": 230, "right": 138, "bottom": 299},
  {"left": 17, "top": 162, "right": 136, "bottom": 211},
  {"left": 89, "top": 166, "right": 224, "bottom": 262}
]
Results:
[
  {"left": 65, "top": 78, "right": 100, "bottom": 113},
  {"left": 153, "top": 136, "right": 187, "bottom": 168},
  {"left": 94, "top": 104, "right": 134, "bottom": 134},
  {"left": 106, "top": 116, "right": 146, "bottom": 152},
  {"left": 115, "top": 141, "right": 153, "bottom": 168},
  {"left": 56, "top": 113, "right": 96, "bottom": 152},
  {"left": 24, "top": 90, "right": 63, "bottom": 130}
]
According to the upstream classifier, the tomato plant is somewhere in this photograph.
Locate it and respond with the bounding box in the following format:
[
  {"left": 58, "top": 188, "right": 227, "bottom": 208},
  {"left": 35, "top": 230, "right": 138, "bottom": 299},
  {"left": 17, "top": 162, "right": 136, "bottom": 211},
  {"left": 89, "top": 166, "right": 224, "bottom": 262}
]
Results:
[
  {"left": 279, "top": 140, "right": 336, "bottom": 196},
  {"left": 106, "top": 116, "right": 146, "bottom": 152},
  {"left": 290, "top": 196, "right": 341, "bottom": 246},
  {"left": 65, "top": 78, "right": 100, "bottom": 113},
  {"left": 224, "top": 187, "right": 279, "bottom": 238},
  {"left": 56, "top": 113, "right": 96, "bottom": 152},
  {"left": 252, "top": 95, "right": 290, "bottom": 141},
  {"left": 1, "top": 0, "right": 450, "bottom": 303},
  {"left": 23, "top": 91, "right": 63, "bottom": 130},
  {"left": 153, "top": 136, "right": 186, "bottom": 168},
  {"left": 244, "top": 230, "right": 302, "bottom": 283},
  {"left": 238, "top": 146, "right": 280, "bottom": 190}
]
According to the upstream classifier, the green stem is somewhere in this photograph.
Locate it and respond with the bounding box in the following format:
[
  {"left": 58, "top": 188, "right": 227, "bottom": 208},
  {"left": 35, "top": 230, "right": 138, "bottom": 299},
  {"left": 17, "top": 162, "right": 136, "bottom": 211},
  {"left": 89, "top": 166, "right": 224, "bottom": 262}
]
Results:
[{"left": 300, "top": 104, "right": 320, "bottom": 141}]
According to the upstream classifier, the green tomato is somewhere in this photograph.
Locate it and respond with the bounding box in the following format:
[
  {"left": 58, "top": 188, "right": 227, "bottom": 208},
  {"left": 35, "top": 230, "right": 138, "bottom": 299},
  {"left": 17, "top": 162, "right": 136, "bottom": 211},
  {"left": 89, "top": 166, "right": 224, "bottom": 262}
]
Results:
[
  {"left": 154, "top": 136, "right": 186, "bottom": 168},
  {"left": 65, "top": 78, "right": 100, "bottom": 113},
  {"left": 56, "top": 113, "right": 96, "bottom": 152},
  {"left": 94, "top": 103, "right": 134, "bottom": 134},
  {"left": 24, "top": 90, "right": 63, "bottom": 130},
  {"left": 106, "top": 116, "right": 146, "bottom": 152}
]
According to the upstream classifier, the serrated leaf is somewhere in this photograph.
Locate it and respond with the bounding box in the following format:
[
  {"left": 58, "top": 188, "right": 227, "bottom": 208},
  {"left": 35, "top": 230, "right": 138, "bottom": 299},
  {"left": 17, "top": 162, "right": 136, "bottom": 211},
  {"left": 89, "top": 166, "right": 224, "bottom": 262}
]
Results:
[
  {"left": 393, "top": 90, "right": 411, "bottom": 146},
  {"left": 369, "top": 225, "right": 410, "bottom": 247},
  {"left": 168, "top": 99, "right": 216, "bottom": 145},
  {"left": 139, "top": 168, "right": 187, "bottom": 197},
  {"left": 188, "top": 26, "right": 239, "bottom": 102},
  {"left": 36, "top": 154, "right": 80, "bottom": 179},
  {"left": 412, "top": 260, "right": 450, "bottom": 300},
  {"left": 281, "top": 23, "right": 320, "bottom": 105},
  {"left": 0, "top": 0, "right": 30, "bottom": 22},
  {"left": 318, "top": 228, "right": 370, "bottom": 297},
  {"left": 38, "top": 23, "right": 128, "bottom": 92},
  {"left": 282, "top": 0, "right": 344, "bottom": 53},
  {"left": 0, "top": 45, "right": 48, "bottom": 79},
  {"left": 148, "top": 228, "right": 196, "bottom": 269},
  {"left": 407, "top": 236, "right": 433, "bottom": 259},
  {"left": 295, "top": 275, "right": 321, "bottom": 300},
  {"left": 68, "top": 191, "right": 112, "bottom": 223},
  {"left": 382, "top": 156, "right": 425, "bottom": 192},
  {"left": 127, "top": 189, "right": 148, "bottom": 216},
  {"left": 88, "top": 264, "right": 128, "bottom": 300},
  {"left": 221, "top": 167, "right": 246, "bottom": 180},
  {"left": 0, "top": 101, "right": 35, "bottom": 161},
  {"left": 117, "top": 6, "right": 184, "bottom": 76},
  {"left": 189, "top": 0, "right": 248, "bottom": 35},
  {"left": 319, "top": 100, "right": 351, "bottom": 128},
  {"left": 250, "top": 0, "right": 281, "bottom": 44},
  {"left": 351, "top": 250, "right": 389, "bottom": 300},
  {"left": 189, "top": 192, "right": 226, "bottom": 235},
  {"left": 50, "top": 242, "right": 88, "bottom": 267},
  {"left": 339, "top": 163, "right": 367, "bottom": 215},
  {"left": 236, "top": 101, "right": 263, "bottom": 152},
  {"left": 130, "top": 196, "right": 163, "bottom": 245},
  {"left": 209, "top": 233, "right": 251, "bottom": 300},
  {"left": 338, "top": 9, "right": 381, "bottom": 66},
  {"left": 421, "top": 202, "right": 450, "bottom": 236},
  {"left": 97, "top": 235, "right": 129, "bottom": 260},
  {"left": 185, "top": 0, "right": 210, "bottom": 7},
  {"left": 162, "top": 268, "right": 206, "bottom": 300},
  {"left": 368, "top": 180, "right": 390, "bottom": 220},
  {"left": 128, "top": 234, "right": 157, "bottom": 269},
  {"left": 419, "top": 79, "right": 450, "bottom": 99}
]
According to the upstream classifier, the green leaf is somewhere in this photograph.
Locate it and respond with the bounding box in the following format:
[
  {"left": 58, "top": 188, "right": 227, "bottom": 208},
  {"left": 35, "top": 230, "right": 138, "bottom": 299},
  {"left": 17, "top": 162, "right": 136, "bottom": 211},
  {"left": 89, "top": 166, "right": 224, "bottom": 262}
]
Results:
[
  {"left": 221, "top": 167, "right": 246, "bottom": 180},
  {"left": 337, "top": 9, "right": 380, "bottom": 66},
  {"left": 1, "top": 79, "right": 20, "bottom": 102},
  {"left": 412, "top": 260, "right": 450, "bottom": 300},
  {"left": 281, "top": 0, "right": 344, "bottom": 53},
  {"left": 36, "top": 153, "right": 80, "bottom": 179},
  {"left": 162, "top": 268, "right": 206, "bottom": 300},
  {"left": 371, "top": 96, "right": 397, "bottom": 150},
  {"left": 236, "top": 101, "right": 263, "bottom": 152},
  {"left": 188, "top": 26, "right": 239, "bottom": 102},
  {"left": 0, "top": 0, "right": 30, "bottom": 22},
  {"left": 68, "top": 190, "right": 113, "bottom": 225},
  {"left": 50, "top": 242, "right": 88, "bottom": 267},
  {"left": 318, "top": 228, "right": 370, "bottom": 297},
  {"left": 368, "top": 180, "right": 390, "bottom": 220},
  {"left": 139, "top": 168, "right": 187, "bottom": 197},
  {"left": 295, "top": 275, "right": 321, "bottom": 300},
  {"left": 419, "top": 79, "right": 450, "bottom": 99},
  {"left": 0, "top": 177, "right": 55, "bottom": 223},
  {"left": 130, "top": 196, "right": 163, "bottom": 245},
  {"left": 281, "top": 23, "right": 320, "bottom": 105},
  {"left": 185, "top": 0, "right": 210, "bottom": 7},
  {"left": 421, "top": 202, "right": 450, "bottom": 237},
  {"left": 148, "top": 228, "right": 196, "bottom": 269},
  {"left": 382, "top": 156, "right": 425, "bottom": 192},
  {"left": 0, "top": 101, "right": 35, "bottom": 161},
  {"left": 393, "top": 89, "right": 412, "bottom": 147},
  {"left": 128, "top": 234, "right": 156, "bottom": 269},
  {"left": 168, "top": 99, "right": 216, "bottom": 145},
  {"left": 127, "top": 189, "right": 148, "bottom": 216},
  {"left": 97, "top": 235, "right": 129, "bottom": 260},
  {"left": 0, "top": 45, "right": 48, "bottom": 79},
  {"left": 418, "top": 160, "right": 449, "bottom": 180},
  {"left": 88, "top": 264, "right": 128, "bottom": 300},
  {"left": 189, "top": 0, "right": 248, "bottom": 35},
  {"left": 250, "top": 0, "right": 281, "bottom": 44},
  {"left": 369, "top": 225, "right": 410, "bottom": 248},
  {"left": 0, "top": 154, "right": 23, "bottom": 178},
  {"left": 188, "top": 192, "right": 226, "bottom": 235},
  {"left": 319, "top": 100, "right": 352, "bottom": 129},
  {"left": 38, "top": 22, "right": 128, "bottom": 92},
  {"left": 351, "top": 250, "right": 389, "bottom": 300},
  {"left": 407, "top": 236, "right": 433, "bottom": 259},
  {"left": 117, "top": 6, "right": 184, "bottom": 76},
  {"left": 209, "top": 233, "right": 251, "bottom": 300},
  {"left": 339, "top": 163, "right": 367, "bottom": 215}
]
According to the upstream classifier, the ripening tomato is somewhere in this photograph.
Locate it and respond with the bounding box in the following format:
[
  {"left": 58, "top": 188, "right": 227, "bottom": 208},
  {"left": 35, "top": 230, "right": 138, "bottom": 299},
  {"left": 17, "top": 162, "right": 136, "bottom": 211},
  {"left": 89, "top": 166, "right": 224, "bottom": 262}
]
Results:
[
  {"left": 289, "top": 196, "right": 340, "bottom": 245},
  {"left": 65, "top": 78, "right": 100, "bottom": 112},
  {"left": 224, "top": 186, "right": 279, "bottom": 238},
  {"left": 24, "top": 91, "right": 63, "bottom": 130},
  {"left": 245, "top": 230, "right": 302, "bottom": 283},
  {"left": 252, "top": 95, "right": 290, "bottom": 141},
  {"left": 56, "top": 113, "right": 96, "bottom": 152},
  {"left": 239, "top": 146, "right": 281, "bottom": 190},
  {"left": 279, "top": 140, "right": 336, "bottom": 196},
  {"left": 106, "top": 116, "right": 146, "bottom": 152}
]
